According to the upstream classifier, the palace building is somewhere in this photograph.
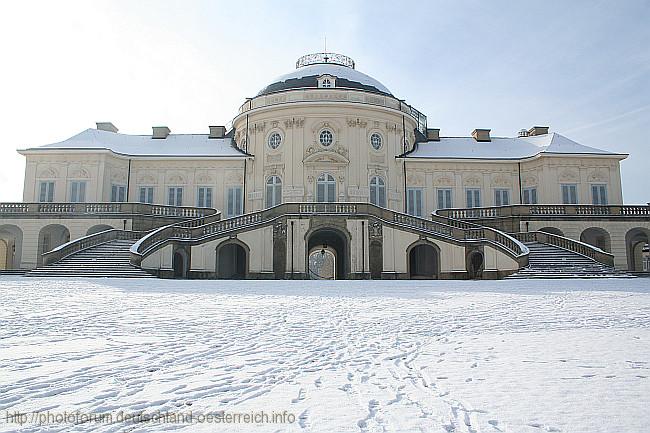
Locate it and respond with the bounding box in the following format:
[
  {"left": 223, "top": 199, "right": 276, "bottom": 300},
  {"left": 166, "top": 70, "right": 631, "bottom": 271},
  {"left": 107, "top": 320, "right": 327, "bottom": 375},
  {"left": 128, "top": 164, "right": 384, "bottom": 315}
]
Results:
[{"left": 1, "top": 53, "right": 649, "bottom": 279}]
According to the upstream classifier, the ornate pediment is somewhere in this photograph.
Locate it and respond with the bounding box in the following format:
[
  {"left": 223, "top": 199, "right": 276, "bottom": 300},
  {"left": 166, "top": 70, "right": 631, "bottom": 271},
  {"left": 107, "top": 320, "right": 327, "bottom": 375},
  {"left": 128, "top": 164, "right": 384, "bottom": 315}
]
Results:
[
  {"left": 522, "top": 175, "right": 538, "bottom": 187},
  {"left": 464, "top": 175, "right": 482, "bottom": 187},
  {"left": 37, "top": 166, "right": 59, "bottom": 179},
  {"left": 137, "top": 172, "right": 158, "bottom": 185},
  {"left": 195, "top": 171, "right": 214, "bottom": 184},
  {"left": 303, "top": 150, "right": 349, "bottom": 166},
  {"left": 559, "top": 169, "right": 579, "bottom": 182},
  {"left": 491, "top": 173, "right": 512, "bottom": 187},
  {"left": 70, "top": 168, "right": 91, "bottom": 179},
  {"left": 434, "top": 175, "right": 455, "bottom": 187},
  {"left": 166, "top": 172, "right": 187, "bottom": 185},
  {"left": 587, "top": 169, "right": 608, "bottom": 182}
]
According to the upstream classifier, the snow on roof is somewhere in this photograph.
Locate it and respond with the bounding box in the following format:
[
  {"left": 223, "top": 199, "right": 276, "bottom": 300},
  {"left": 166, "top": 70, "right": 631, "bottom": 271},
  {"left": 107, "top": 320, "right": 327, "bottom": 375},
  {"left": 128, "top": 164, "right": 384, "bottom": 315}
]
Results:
[
  {"left": 404, "top": 133, "right": 626, "bottom": 160},
  {"left": 20, "top": 128, "right": 249, "bottom": 158},
  {"left": 258, "top": 63, "right": 392, "bottom": 96}
]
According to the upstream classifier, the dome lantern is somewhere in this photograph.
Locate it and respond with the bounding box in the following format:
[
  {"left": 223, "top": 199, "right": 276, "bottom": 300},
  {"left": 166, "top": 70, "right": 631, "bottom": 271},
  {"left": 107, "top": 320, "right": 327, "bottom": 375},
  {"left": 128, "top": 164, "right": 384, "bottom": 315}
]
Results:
[{"left": 296, "top": 52, "right": 355, "bottom": 69}]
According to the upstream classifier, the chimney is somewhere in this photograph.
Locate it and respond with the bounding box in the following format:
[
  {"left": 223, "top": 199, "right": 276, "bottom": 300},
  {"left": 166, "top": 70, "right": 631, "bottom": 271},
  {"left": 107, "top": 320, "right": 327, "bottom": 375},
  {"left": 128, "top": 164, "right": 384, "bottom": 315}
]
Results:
[
  {"left": 96, "top": 122, "right": 118, "bottom": 133},
  {"left": 152, "top": 126, "right": 171, "bottom": 139},
  {"left": 472, "top": 128, "right": 491, "bottom": 142},
  {"left": 426, "top": 128, "right": 440, "bottom": 141},
  {"left": 528, "top": 126, "right": 549, "bottom": 136},
  {"left": 209, "top": 125, "right": 226, "bottom": 139}
]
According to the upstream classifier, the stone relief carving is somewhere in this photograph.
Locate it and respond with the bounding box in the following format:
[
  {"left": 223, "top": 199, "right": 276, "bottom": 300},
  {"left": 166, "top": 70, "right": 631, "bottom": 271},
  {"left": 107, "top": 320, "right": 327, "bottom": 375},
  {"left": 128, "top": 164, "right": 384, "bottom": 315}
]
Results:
[
  {"left": 70, "top": 168, "right": 91, "bottom": 179},
  {"left": 406, "top": 172, "right": 425, "bottom": 186},
  {"left": 347, "top": 118, "right": 368, "bottom": 128},
  {"left": 464, "top": 176, "right": 482, "bottom": 187},
  {"left": 491, "top": 174, "right": 512, "bottom": 187},
  {"left": 559, "top": 169, "right": 579, "bottom": 182},
  {"left": 587, "top": 169, "right": 608, "bottom": 182},
  {"left": 434, "top": 176, "right": 455, "bottom": 187},
  {"left": 273, "top": 221, "right": 287, "bottom": 238},
  {"left": 369, "top": 221, "right": 383, "bottom": 239},
  {"left": 284, "top": 118, "right": 305, "bottom": 129},
  {"left": 37, "top": 167, "right": 59, "bottom": 178},
  {"left": 522, "top": 175, "right": 538, "bottom": 187}
]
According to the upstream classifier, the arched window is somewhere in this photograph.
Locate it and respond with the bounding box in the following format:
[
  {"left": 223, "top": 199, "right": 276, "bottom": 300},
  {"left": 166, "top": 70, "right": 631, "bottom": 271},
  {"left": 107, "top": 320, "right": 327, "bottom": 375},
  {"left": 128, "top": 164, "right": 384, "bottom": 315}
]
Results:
[
  {"left": 321, "top": 78, "right": 332, "bottom": 88},
  {"left": 265, "top": 175, "right": 282, "bottom": 208},
  {"left": 369, "top": 176, "right": 386, "bottom": 207},
  {"left": 316, "top": 173, "right": 336, "bottom": 203}
]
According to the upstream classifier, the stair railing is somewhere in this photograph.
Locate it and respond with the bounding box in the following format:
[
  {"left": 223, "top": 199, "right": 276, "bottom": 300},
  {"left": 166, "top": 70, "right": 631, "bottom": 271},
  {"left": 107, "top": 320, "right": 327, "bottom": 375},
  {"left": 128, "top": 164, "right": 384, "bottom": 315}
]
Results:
[
  {"left": 42, "top": 229, "right": 146, "bottom": 266},
  {"left": 131, "top": 203, "right": 529, "bottom": 268},
  {"left": 511, "top": 231, "right": 615, "bottom": 267}
]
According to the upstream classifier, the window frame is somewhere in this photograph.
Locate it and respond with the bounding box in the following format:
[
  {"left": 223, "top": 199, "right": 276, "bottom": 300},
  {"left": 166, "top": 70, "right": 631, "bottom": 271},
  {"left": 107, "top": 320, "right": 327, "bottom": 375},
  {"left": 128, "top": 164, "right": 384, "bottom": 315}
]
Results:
[
  {"left": 265, "top": 175, "right": 282, "bottom": 208},
  {"left": 69, "top": 180, "right": 87, "bottom": 203},
  {"left": 197, "top": 186, "right": 213, "bottom": 208},
  {"left": 406, "top": 187, "right": 423, "bottom": 217},
  {"left": 267, "top": 132, "right": 282, "bottom": 150},
  {"left": 226, "top": 186, "right": 243, "bottom": 217},
  {"left": 139, "top": 186, "right": 154, "bottom": 204},
  {"left": 369, "top": 175, "right": 386, "bottom": 207},
  {"left": 319, "top": 129, "right": 334, "bottom": 147},
  {"left": 522, "top": 187, "right": 538, "bottom": 205},
  {"left": 494, "top": 189, "right": 510, "bottom": 206},
  {"left": 168, "top": 186, "right": 183, "bottom": 207},
  {"left": 591, "top": 184, "right": 608, "bottom": 205},
  {"left": 39, "top": 181, "right": 55, "bottom": 203},
  {"left": 437, "top": 188, "right": 453, "bottom": 210},
  {"left": 316, "top": 173, "right": 336, "bottom": 203},
  {"left": 111, "top": 184, "right": 126, "bottom": 203},
  {"left": 370, "top": 133, "right": 383, "bottom": 151},
  {"left": 561, "top": 183, "right": 578, "bottom": 204},
  {"left": 466, "top": 188, "right": 481, "bottom": 208}
]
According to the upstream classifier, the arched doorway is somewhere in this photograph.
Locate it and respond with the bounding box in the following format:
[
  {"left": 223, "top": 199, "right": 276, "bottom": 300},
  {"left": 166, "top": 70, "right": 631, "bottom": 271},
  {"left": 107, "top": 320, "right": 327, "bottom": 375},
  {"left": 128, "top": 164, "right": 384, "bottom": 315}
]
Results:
[
  {"left": 626, "top": 228, "right": 650, "bottom": 272},
  {"left": 216, "top": 241, "right": 248, "bottom": 279},
  {"left": 37, "top": 224, "right": 70, "bottom": 266},
  {"left": 580, "top": 227, "right": 611, "bottom": 252},
  {"left": 0, "top": 224, "right": 23, "bottom": 270},
  {"left": 87, "top": 224, "right": 114, "bottom": 236},
  {"left": 0, "top": 239, "right": 8, "bottom": 270},
  {"left": 539, "top": 227, "right": 564, "bottom": 236},
  {"left": 408, "top": 242, "right": 439, "bottom": 279},
  {"left": 307, "top": 228, "right": 348, "bottom": 279},
  {"left": 467, "top": 250, "right": 484, "bottom": 279},
  {"left": 172, "top": 248, "right": 189, "bottom": 279},
  {"left": 308, "top": 248, "right": 336, "bottom": 279}
]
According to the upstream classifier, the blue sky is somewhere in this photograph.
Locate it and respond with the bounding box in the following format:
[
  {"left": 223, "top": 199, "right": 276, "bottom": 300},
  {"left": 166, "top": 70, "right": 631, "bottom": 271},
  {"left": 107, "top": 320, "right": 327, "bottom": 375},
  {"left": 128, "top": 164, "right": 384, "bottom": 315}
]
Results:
[{"left": 0, "top": 0, "right": 648, "bottom": 203}]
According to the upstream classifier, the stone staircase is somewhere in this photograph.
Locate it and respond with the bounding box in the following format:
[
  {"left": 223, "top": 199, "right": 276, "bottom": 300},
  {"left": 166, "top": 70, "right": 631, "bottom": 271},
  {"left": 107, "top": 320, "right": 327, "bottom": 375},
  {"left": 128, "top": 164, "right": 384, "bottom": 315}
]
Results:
[
  {"left": 26, "top": 239, "right": 154, "bottom": 278},
  {"left": 0, "top": 269, "right": 28, "bottom": 276},
  {"left": 506, "top": 242, "right": 629, "bottom": 279}
]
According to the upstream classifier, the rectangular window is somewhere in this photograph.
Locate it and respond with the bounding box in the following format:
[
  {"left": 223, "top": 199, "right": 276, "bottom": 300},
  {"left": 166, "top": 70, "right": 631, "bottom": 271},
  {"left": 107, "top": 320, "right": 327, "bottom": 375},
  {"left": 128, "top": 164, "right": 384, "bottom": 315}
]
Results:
[
  {"left": 197, "top": 187, "right": 213, "bottom": 208},
  {"left": 168, "top": 187, "right": 183, "bottom": 206},
  {"left": 139, "top": 187, "right": 154, "bottom": 204},
  {"left": 227, "top": 186, "right": 243, "bottom": 217},
  {"left": 523, "top": 187, "right": 538, "bottom": 204},
  {"left": 111, "top": 184, "right": 126, "bottom": 202},
  {"left": 70, "top": 181, "right": 86, "bottom": 203},
  {"left": 494, "top": 189, "right": 510, "bottom": 206},
  {"left": 466, "top": 188, "right": 481, "bottom": 208},
  {"left": 591, "top": 184, "right": 608, "bottom": 205},
  {"left": 437, "top": 188, "right": 452, "bottom": 209},
  {"left": 39, "top": 181, "right": 55, "bottom": 202},
  {"left": 561, "top": 184, "right": 578, "bottom": 204},
  {"left": 406, "top": 188, "right": 423, "bottom": 217}
]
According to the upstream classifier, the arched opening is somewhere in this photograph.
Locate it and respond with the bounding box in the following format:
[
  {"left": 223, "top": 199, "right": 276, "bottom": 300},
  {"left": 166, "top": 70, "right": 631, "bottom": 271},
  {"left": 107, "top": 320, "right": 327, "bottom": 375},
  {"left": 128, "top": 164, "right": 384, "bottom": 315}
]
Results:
[
  {"left": 408, "top": 242, "right": 439, "bottom": 279},
  {"left": 172, "top": 248, "right": 189, "bottom": 279},
  {"left": 308, "top": 248, "right": 336, "bottom": 279},
  {"left": 216, "top": 241, "right": 248, "bottom": 279},
  {"left": 580, "top": 227, "right": 612, "bottom": 252},
  {"left": 626, "top": 228, "right": 650, "bottom": 272},
  {"left": 0, "top": 224, "right": 23, "bottom": 270},
  {"left": 307, "top": 228, "right": 348, "bottom": 279},
  {"left": 86, "top": 224, "right": 115, "bottom": 236},
  {"left": 0, "top": 239, "right": 8, "bottom": 271},
  {"left": 37, "top": 224, "right": 70, "bottom": 266},
  {"left": 539, "top": 227, "right": 564, "bottom": 237},
  {"left": 467, "top": 250, "right": 484, "bottom": 279}
]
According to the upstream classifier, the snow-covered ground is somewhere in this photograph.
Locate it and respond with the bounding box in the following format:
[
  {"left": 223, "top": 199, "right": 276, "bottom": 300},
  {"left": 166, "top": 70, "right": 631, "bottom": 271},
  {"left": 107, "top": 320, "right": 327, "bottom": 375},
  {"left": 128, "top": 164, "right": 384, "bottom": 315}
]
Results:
[{"left": 1, "top": 278, "right": 649, "bottom": 433}]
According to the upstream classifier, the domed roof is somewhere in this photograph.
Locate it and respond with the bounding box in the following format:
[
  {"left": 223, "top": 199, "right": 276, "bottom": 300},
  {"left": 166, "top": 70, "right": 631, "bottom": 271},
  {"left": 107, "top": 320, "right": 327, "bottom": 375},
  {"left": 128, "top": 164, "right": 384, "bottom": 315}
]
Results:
[{"left": 257, "top": 53, "right": 393, "bottom": 97}]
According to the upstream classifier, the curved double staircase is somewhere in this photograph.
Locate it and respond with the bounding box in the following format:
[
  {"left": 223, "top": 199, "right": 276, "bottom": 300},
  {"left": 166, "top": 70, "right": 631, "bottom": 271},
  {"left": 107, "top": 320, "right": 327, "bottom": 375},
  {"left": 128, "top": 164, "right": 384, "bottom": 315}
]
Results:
[{"left": 25, "top": 203, "right": 625, "bottom": 279}]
